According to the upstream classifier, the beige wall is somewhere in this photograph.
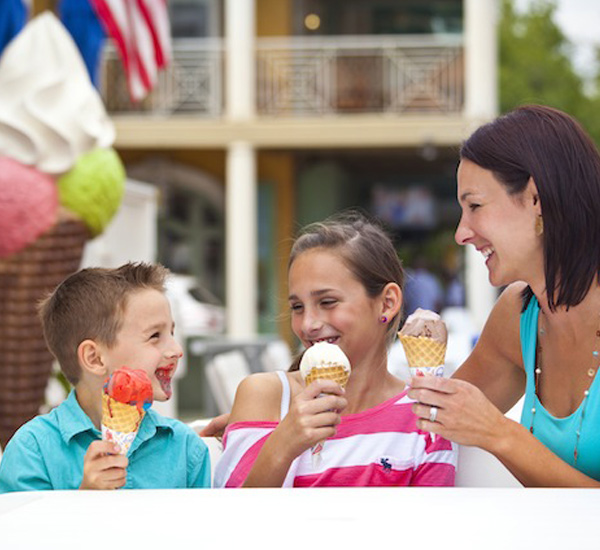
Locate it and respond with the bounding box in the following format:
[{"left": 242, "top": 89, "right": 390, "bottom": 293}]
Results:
[
  {"left": 119, "top": 148, "right": 297, "bottom": 344},
  {"left": 257, "top": 0, "right": 293, "bottom": 36},
  {"left": 258, "top": 151, "right": 296, "bottom": 345},
  {"left": 119, "top": 149, "right": 227, "bottom": 183}
]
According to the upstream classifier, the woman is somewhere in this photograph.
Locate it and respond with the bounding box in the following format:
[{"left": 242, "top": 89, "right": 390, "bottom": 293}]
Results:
[{"left": 410, "top": 105, "right": 600, "bottom": 486}]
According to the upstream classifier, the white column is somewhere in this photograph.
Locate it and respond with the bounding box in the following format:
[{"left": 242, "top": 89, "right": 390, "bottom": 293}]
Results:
[
  {"left": 463, "top": 0, "right": 499, "bottom": 331},
  {"left": 463, "top": 248, "right": 497, "bottom": 331},
  {"left": 464, "top": 0, "right": 498, "bottom": 122},
  {"left": 225, "top": 0, "right": 255, "bottom": 120},
  {"left": 226, "top": 142, "right": 257, "bottom": 337},
  {"left": 224, "top": 0, "right": 258, "bottom": 337}
]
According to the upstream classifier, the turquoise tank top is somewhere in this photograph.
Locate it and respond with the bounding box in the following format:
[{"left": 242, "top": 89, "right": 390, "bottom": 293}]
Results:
[{"left": 520, "top": 296, "right": 600, "bottom": 480}]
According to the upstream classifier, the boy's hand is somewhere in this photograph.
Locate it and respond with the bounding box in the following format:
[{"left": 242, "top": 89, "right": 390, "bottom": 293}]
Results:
[{"left": 80, "top": 440, "right": 128, "bottom": 490}]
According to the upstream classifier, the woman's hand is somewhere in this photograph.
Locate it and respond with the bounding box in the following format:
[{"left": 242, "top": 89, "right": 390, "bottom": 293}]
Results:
[
  {"left": 408, "top": 374, "right": 600, "bottom": 487},
  {"left": 275, "top": 378, "right": 348, "bottom": 461},
  {"left": 407, "top": 375, "right": 510, "bottom": 452},
  {"left": 198, "top": 413, "right": 230, "bottom": 438}
]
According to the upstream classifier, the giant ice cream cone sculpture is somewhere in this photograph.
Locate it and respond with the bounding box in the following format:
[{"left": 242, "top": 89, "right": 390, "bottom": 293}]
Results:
[
  {"left": 398, "top": 308, "right": 448, "bottom": 377},
  {"left": 0, "top": 14, "right": 124, "bottom": 447},
  {"left": 102, "top": 367, "right": 153, "bottom": 455},
  {"left": 300, "top": 342, "right": 351, "bottom": 468},
  {"left": 0, "top": 208, "right": 88, "bottom": 447}
]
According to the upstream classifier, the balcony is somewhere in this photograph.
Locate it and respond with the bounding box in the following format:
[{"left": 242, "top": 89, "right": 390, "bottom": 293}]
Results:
[{"left": 101, "top": 35, "right": 464, "bottom": 118}]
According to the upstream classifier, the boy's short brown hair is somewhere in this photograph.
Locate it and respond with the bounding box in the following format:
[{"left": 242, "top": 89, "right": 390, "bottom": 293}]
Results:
[{"left": 38, "top": 262, "right": 169, "bottom": 385}]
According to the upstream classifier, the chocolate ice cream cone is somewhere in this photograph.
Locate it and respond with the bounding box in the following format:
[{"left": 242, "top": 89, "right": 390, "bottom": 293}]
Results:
[
  {"left": 398, "top": 334, "right": 447, "bottom": 377},
  {"left": 398, "top": 309, "right": 448, "bottom": 377}
]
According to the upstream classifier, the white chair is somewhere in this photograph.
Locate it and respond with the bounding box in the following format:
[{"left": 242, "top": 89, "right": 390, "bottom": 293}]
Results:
[
  {"left": 188, "top": 419, "right": 224, "bottom": 486},
  {"left": 455, "top": 445, "right": 522, "bottom": 487},
  {"left": 188, "top": 431, "right": 521, "bottom": 488},
  {"left": 205, "top": 350, "right": 252, "bottom": 414},
  {"left": 191, "top": 393, "right": 525, "bottom": 488},
  {"left": 260, "top": 340, "right": 293, "bottom": 372},
  {"left": 455, "top": 397, "right": 524, "bottom": 487}
]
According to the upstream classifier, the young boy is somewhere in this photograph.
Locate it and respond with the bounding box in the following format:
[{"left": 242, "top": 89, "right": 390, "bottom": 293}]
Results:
[{"left": 0, "top": 262, "right": 210, "bottom": 491}]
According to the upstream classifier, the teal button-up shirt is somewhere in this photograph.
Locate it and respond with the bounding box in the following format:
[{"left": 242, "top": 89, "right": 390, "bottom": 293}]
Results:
[{"left": 0, "top": 390, "right": 210, "bottom": 492}]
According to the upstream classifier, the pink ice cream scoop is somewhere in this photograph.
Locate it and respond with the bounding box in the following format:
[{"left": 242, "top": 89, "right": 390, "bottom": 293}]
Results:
[{"left": 0, "top": 156, "right": 58, "bottom": 258}]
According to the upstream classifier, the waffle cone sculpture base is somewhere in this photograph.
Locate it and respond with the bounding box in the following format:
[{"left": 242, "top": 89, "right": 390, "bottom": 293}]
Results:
[{"left": 0, "top": 216, "right": 88, "bottom": 448}]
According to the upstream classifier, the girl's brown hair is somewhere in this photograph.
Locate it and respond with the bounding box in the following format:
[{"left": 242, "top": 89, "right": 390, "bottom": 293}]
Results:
[{"left": 288, "top": 210, "right": 404, "bottom": 350}]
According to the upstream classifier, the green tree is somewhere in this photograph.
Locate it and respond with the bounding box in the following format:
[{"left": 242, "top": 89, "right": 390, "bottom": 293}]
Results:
[{"left": 499, "top": 0, "right": 600, "bottom": 142}]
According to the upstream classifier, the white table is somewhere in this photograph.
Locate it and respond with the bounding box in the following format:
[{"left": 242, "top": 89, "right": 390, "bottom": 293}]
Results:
[{"left": 0, "top": 488, "right": 597, "bottom": 549}]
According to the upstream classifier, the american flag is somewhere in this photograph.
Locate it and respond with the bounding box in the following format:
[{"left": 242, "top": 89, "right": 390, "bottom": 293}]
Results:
[
  {"left": 90, "top": 0, "right": 171, "bottom": 102},
  {"left": 0, "top": 0, "right": 30, "bottom": 57}
]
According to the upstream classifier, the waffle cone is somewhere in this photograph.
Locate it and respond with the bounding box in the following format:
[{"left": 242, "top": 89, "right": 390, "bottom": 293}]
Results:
[
  {"left": 102, "top": 393, "right": 145, "bottom": 433},
  {"left": 304, "top": 364, "right": 349, "bottom": 469},
  {"left": 0, "top": 213, "right": 88, "bottom": 448},
  {"left": 101, "top": 393, "right": 145, "bottom": 455},
  {"left": 304, "top": 365, "right": 349, "bottom": 388},
  {"left": 399, "top": 335, "right": 446, "bottom": 369}
]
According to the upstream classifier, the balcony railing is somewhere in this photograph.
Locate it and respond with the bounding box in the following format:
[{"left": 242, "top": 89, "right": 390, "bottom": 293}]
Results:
[
  {"left": 101, "top": 35, "right": 463, "bottom": 117},
  {"left": 101, "top": 38, "right": 224, "bottom": 116}
]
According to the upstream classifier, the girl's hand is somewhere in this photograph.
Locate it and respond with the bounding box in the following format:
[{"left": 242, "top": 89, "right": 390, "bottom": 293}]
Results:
[
  {"left": 276, "top": 378, "right": 347, "bottom": 461},
  {"left": 407, "top": 375, "right": 509, "bottom": 451},
  {"left": 80, "top": 440, "right": 128, "bottom": 490}
]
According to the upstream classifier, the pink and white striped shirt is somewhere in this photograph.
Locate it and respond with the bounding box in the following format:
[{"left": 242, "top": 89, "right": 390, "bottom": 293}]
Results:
[{"left": 214, "top": 373, "right": 457, "bottom": 488}]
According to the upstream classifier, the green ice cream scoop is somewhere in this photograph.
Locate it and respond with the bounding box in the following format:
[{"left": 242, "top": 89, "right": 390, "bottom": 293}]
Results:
[{"left": 57, "top": 148, "right": 125, "bottom": 236}]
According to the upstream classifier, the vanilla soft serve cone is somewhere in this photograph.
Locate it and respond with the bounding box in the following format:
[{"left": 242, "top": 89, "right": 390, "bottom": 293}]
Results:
[
  {"left": 398, "top": 308, "right": 447, "bottom": 377},
  {"left": 300, "top": 342, "right": 351, "bottom": 468}
]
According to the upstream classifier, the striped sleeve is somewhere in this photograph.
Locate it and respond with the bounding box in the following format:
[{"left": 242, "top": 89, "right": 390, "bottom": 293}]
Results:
[
  {"left": 411, "top": 433, "right": 458, "bottom": 486},
  {"left": 213, "top": 421, "right": 276, "bottom": 488}
]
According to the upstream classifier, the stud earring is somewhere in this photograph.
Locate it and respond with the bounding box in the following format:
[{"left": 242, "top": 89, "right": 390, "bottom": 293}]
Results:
[
  {"left": 380, "top": 315, "right": 388, "bottom": 324},
  {"left": 535, "top": 216, "right": 544, "bottom": 236}
]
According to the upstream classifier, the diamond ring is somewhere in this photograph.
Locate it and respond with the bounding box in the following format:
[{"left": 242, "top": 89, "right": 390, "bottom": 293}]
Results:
[{"left": 429, "top": 406, "right": 438, "bottom": 423}]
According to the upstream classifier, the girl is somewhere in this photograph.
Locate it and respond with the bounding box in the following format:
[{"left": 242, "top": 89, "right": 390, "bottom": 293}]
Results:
[{"left": 214, "top": 212, "right": 456, "bottom": 487}]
